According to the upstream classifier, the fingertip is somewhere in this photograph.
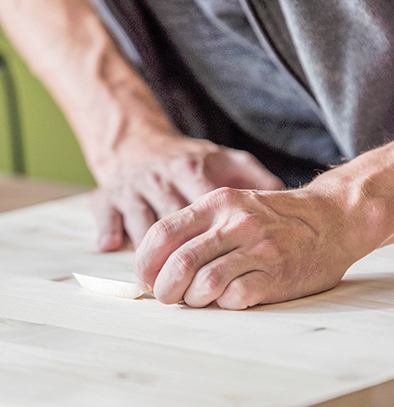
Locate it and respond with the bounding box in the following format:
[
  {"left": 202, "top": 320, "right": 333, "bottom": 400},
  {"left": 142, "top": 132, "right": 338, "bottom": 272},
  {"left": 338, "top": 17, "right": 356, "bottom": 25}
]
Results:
[
  {"left": 98, "top": 233, "right": 124, "bottom": 252},
  {"left": 216, "top": 281, "right": 249, "bottom": 310},
  {"left": 136, "top": 277, "right": 153, "bottom": 293}
]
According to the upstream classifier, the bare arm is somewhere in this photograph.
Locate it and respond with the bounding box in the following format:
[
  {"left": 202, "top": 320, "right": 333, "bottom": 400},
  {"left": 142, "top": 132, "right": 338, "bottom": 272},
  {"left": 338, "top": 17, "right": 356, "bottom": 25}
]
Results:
[
  {"left": 0, "top": 0, "right": 283, "bottom": 251},
  {"left": 0, "top": 0, "right": 181, "bottom": 184}
]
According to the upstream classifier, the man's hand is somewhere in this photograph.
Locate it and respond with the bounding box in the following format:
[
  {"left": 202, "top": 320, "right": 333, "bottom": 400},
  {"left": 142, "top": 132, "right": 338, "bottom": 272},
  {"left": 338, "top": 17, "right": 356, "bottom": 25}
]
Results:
[
  {"left": 92, "top": 137, "right": 284, "bottom": 251},
  {"left": 133, "top": 187, "right": 352, "bottom": 309},
  {"left": 134, "top": 144, "right": 394, "bottom": 309},
  {"left": 0, "top": 0, "right": 283, "bottom": 253}
]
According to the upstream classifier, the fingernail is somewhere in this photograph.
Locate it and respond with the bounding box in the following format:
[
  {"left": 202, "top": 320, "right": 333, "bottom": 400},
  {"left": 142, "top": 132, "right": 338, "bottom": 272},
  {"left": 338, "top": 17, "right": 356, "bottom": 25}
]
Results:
[{"left": 136, "top": 278, "right": 153, "bottom": 293}]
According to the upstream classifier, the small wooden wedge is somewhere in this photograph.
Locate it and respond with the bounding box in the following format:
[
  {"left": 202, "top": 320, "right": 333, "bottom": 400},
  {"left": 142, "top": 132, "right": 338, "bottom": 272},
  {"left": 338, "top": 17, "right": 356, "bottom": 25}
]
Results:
[{"left": 73, "top": 273, "right": 146, "bottom": 299}]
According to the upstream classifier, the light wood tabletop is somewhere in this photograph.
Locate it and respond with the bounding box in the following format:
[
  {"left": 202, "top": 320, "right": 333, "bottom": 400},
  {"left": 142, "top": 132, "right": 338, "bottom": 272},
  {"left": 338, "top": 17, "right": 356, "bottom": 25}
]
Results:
[
  {"left": 0, "top": 173, "right": 91, "bottom": 213},
  {"left": 0, "top": 194, "right": 394, "bottom": 407}
]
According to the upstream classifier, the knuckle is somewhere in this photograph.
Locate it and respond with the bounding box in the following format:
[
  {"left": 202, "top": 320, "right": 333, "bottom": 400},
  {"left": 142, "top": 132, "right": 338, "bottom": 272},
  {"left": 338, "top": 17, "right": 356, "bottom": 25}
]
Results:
[
  {"left": 254, "top": 239, "right": 283, "bottom": 265},
  {"left": 214, "top": 186, "right": 234, "bottom": 199},
  {"left": 179, "top": 154, "right": 205, "bottom": 176},
  {"left": 144, "top": 170, "right": 163, "bottom": 187},
  {"left": 151, "top": 218, "right": 174, "bottom": 243},
  {"left": 226, "top": 210, "right": 259, "bottom": 234},
  {"left": 205, "top": 187, "right": 236, "bottom": 205},
  {"left": 211, "top": 227, "right": 225, "bottom": 245},
  {"left": 234, "top": 209, "right": 257, "bottom": 225},
  {"left": 197, "top": 267, "right": 223, "bottom": 294},
  {"left": 170, "top": 250, "right": 198, "bottom": 281}
]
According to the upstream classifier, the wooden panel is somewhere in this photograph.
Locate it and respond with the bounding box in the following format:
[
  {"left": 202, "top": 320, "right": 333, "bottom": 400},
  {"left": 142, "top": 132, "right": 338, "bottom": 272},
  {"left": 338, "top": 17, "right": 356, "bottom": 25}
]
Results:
[
  {"left": 0, "top": 173, "right": 90, "bottom": 213},
  {"left": 313, "top": 380, "right": 394, "bottom": 407},
  {"left": 1, "top": 195, "right": 394, "bottom": 406}
]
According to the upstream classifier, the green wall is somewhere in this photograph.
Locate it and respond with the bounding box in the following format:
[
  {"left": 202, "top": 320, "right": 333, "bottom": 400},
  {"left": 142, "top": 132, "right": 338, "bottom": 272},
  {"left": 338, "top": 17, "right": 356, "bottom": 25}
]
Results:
[
  {"left": 0, "top": 28, "right": 95, "bottom": 186},
  {"left": 0, "top": 54, "right": 15, "bottom": 173}
]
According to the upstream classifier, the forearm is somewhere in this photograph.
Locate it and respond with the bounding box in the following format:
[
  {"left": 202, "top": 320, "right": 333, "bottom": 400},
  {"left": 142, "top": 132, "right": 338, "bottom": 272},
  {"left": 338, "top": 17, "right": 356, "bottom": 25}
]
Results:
[
  {"left": 0, "top": 0, "right": 180, "bottom": 184},
  {"left": 305, "top": 141, "right": 394, "bottom": 256}
]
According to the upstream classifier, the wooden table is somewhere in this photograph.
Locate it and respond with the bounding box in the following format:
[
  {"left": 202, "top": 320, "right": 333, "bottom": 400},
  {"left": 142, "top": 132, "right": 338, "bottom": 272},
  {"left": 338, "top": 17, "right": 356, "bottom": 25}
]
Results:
[
  {"left": 1, "top": 195, "right": 394, "bottom": 407},
  {"left": 0, "top": 173, "right": 90, "bottom": 213}
]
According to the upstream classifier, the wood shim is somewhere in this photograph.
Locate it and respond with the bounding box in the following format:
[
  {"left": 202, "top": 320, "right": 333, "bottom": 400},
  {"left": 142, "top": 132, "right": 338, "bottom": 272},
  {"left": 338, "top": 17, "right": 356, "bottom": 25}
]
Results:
[{"left": 73, "top": 273, "right": 145, "bottom": 299}]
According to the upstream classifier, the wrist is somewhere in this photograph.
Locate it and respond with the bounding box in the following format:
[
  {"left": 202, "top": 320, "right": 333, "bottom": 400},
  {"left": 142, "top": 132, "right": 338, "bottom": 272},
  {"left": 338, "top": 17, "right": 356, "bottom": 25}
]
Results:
[
  {"left": 82, "top": 109, "right": 182, "bottom": 185},
  {"left": 305, "top": 142, "right": 394, "bottom": 258}
]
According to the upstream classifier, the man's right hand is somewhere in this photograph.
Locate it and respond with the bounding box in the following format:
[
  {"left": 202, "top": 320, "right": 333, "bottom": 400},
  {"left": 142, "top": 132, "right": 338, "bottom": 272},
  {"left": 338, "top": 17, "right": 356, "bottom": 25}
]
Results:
[{"left": 92, "top": 136, "right": 284, "bottom": 251}]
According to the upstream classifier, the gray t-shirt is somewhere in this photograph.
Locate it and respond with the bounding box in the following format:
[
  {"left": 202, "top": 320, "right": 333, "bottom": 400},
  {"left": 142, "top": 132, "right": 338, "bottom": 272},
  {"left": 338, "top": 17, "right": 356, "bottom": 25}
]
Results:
[
  {"left": 144, "top": 0, "right": 342, "bottom": 165},
  {"left": 245, "top": 0, "right": 394, "bottom": 159}
]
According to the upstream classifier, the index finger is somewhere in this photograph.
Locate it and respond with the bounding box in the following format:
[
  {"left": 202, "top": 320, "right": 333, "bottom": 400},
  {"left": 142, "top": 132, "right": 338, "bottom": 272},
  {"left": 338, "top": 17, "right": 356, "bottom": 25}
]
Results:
[{"left": 133, "top": 204, "right": 211, "bottom": 288}]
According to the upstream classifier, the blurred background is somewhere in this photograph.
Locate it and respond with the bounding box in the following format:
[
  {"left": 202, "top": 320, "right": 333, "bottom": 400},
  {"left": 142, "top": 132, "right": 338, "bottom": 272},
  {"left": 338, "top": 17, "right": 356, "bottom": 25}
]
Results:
[{"left": 0, "top": 27, "right": 94, "bottom": 212}]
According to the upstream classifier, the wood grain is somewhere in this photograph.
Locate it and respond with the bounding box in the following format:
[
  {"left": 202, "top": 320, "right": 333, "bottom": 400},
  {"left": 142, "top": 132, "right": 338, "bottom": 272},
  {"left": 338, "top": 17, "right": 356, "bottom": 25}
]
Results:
[
  {"left": 1, "top": 195, "right": 394, "bottom": 406},
  {"left": 0, "top": 173, "right": 90, "bottom": 213}
]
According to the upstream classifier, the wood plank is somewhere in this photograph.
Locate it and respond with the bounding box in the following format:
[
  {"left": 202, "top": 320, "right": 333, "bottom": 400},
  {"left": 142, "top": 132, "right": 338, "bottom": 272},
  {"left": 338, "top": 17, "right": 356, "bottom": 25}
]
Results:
[
  {"left": 1, "top": 195, "right": 394, "bottom": 406},
  {"left": 313, "top": 380, "right": 394, "bottom": 407},
  {"left": 0, "top": 173, "right": 90, "bottom": 213},
  {"left": 0, "top": 318, "right": 345, "bottom": 407}
]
